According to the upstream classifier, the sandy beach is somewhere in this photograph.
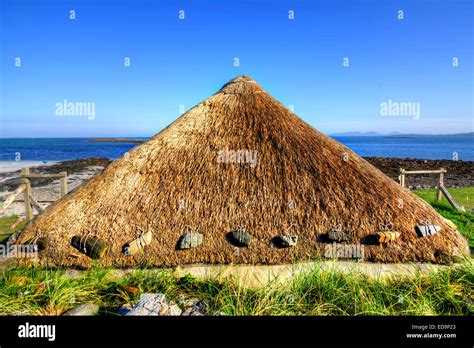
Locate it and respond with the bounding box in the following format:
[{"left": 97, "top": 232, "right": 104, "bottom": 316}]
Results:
[{"left": 0, "top": 161, "right": 58, "bottom": 173}]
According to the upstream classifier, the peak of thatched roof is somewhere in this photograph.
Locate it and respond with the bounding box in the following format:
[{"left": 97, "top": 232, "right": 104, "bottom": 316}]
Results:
[
  {"left": 228, "top": 74, "right": 255, "bottom": 83},
  {"left": 218, "top": 75, "right": 263, "bottom": 94},
  {"left": 17, "top": 76, "right": 469, "bottom": 267}
]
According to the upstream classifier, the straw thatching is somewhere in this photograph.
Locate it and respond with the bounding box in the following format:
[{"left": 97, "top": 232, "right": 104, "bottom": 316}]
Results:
[{"left": 16, "top": 75, "right": 469, "bottom": 267}]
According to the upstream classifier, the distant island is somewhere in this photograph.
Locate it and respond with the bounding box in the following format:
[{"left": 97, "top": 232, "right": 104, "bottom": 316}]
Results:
[
  {"left": 329, "top": 132, "right": 473, "bottom": 137},
  {"left": 87, "top": 132, "right": 473, "bottom": 143},
  {"left": 88, "top": 138, "right": 145, "bottom": 143},
  {"left": 330, "top": 131, "right": 400, "bottom": 137}
]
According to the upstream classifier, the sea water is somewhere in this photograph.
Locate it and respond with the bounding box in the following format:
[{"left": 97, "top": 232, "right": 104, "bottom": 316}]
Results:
[{"left": 0, "top": 136, "right": 472, "bottom": 161}]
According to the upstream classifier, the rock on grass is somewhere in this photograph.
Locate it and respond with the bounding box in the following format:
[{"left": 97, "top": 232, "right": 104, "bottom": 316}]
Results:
[
  {"left": 124, "top": 294, "right": 182, "bottom": 316},
  {"left": 62, "top": 303, "right": 99, "bottom": 316},
  {"left": 179, "top": 297, "right": 207, "bottom": 316}
]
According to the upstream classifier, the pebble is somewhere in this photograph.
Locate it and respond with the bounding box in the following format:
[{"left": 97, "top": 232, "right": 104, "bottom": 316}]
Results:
[
  {"left": 180, "top": 298, "right": 206, "bottom": 316},
  {"left": 63, "top": 303, "right": 99, "bottom": 316}
]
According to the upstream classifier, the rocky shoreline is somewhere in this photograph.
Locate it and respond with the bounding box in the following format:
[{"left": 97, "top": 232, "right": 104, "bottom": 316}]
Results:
[{"left": 364, "top": 157, "right": 474, "bottom": 188}]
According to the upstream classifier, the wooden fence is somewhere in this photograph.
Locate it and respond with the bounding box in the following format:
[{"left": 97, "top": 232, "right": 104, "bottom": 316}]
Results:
[
  {"left": 0, "top": 167, "right": 68, "bottom": 224},
  {"left": 399, "top": 167, "right": 462, "bottom": 211}
]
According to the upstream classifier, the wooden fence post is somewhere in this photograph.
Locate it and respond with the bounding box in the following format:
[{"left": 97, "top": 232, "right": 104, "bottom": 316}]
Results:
[
  {"left": 0, "top": 183, "right": 26, "bottom": 215},
  {"left": 436, "top": 168, "right": 445, "bottom": 202},
  {"left": 21, "top": 167, "right": 33, "bottom": 221},
  {"left": 60, "top": 172, "right": 68, "bottom": 197},
  {"left": 438, "top": 183, "right": 462, "bottom": 211},
  {"left": 399, "top": 168, "right": 405, "bottom": 187}
]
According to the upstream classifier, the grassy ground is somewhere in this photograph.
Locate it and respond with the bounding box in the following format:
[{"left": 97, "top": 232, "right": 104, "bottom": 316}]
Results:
[
  {"left": 0, "top": 215, "right": 27, "bottom": 244},
  {"left": 412, "top": 187, "right": 474, "bottom": 211},
  {"left": 0, "top": 261, "right": 472, "bottom": 316}
]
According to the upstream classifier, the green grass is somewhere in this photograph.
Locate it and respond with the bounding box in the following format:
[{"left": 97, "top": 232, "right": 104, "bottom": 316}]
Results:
[
  {"left": 413, "top": 189, "right": 474, "bottom": 249},
  {"left": 412, "top": 187, "right": 474, "bottom": 211},
  {"left": 0, "top": 262, "right": 472, "bottom": 316},
  {"left": 0, "top": 215, "right": 27, "bottom": 244}
]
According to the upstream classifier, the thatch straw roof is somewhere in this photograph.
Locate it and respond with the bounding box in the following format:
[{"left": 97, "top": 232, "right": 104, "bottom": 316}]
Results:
[{"left": 17, "top": 75, "right": 469, "bottom": 267}]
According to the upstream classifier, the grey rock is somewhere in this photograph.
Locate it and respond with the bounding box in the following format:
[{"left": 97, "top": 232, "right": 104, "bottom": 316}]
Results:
[
  {"left": 181, "top": 300, "right": 206, "bottom": 316},
  {"left": 229, "top": 229, "right": 251, "bottom": 247},
  {"left": 178, "top": 231, "right": 203, "bottom": 249},
  {"left": 328, "top": 231, "right": 350, "bottom": 242},
  {"left": 125, "top": 293, "right": 182, "bottom": 316},
  {"left": 274, "top": 234, "right": 298, "bottom": 248},
  {"left": 178, "top": 296, "right": 200, "bottom": 308},
  {"left": 63, "top": 303, "right": 99, "bottom": 316},
  {"left": 182, "top": 308, "right": 205, "bottom": 316}
]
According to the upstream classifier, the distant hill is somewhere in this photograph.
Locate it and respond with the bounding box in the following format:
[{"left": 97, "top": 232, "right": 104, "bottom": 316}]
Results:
[
  {"left": 386, "top": 132, "right": 474, "bottom": 137},
  {"left": 88, "top": 138, "right": 145, "bottom": 143},
  {"left": 330, "top": 132, "right": 473, "bottom": 137},
  {"left": 329, "top": 131, "right": 383, "bottom": 137}
]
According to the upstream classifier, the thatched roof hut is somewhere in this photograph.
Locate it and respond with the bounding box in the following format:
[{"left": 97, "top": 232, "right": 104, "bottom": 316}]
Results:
[{"left": 17, "top": 75, "right": 469, "bottom": 267}]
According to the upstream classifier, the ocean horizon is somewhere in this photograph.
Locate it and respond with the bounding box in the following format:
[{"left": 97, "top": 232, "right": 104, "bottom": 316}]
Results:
[{"left": 0, "top": 135, "right": 472, "bottom": 162}]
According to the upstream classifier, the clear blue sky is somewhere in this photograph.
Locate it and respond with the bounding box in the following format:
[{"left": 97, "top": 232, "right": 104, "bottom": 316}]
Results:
[{"left": 1, "top": 0, "right": 472, "bottom": 137}]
